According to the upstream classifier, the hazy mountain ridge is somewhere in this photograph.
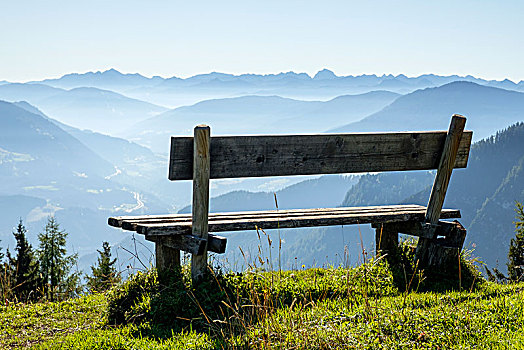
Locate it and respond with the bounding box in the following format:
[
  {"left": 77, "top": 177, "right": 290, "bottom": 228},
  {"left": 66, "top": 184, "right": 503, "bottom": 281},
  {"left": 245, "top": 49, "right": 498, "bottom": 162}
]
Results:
[
  {"left": 0, "top": 101, "right": 170, "bottom": 256},
  {"left": 0, "top": 83, "right": 168, "bottom": 134},
  {"left": 331, "top": 81, "right": 524, "bottom": 141},
  {"left": 125, "top": 91, "right": 400, "bottom": 152},
  {"left": 28, "top": 68, "right": 524, "bottom": 93},
  {"left": 19, "top": 68, "right": 524, "bottom": 109},
  {"left": 179, "top": 175, "right": 358, "bottom": 214}
]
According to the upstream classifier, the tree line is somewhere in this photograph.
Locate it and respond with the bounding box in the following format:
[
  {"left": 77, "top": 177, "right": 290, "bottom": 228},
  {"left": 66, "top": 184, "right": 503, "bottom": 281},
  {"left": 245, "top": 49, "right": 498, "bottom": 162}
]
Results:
[{"left": 0, "top": 217, "right": 120, "bottom": 303}]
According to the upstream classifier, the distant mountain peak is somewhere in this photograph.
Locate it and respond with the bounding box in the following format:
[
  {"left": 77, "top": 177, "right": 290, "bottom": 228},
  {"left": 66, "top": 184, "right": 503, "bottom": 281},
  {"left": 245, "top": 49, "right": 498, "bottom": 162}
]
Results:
[
  {"left": 103, "top": 68, "right": 120, "bottom": 74},
  {"left": 313, "top": 69, "right": 337, "bottom": 80}
]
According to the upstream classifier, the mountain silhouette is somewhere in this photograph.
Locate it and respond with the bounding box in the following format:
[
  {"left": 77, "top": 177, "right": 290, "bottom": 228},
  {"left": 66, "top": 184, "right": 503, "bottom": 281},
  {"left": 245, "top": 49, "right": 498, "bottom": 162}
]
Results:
[{"left": 331, "top": 81, "right": 524, "bottom": 141}]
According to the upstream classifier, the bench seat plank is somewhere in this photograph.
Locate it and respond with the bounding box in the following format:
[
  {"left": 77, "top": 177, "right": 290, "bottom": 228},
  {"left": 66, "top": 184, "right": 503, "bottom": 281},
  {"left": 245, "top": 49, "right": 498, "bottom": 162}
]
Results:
[
  {"left": 109, "top": 204, "right": 426, "bottom": 228},
  {"left": 109, "top": 205, "right": 460, "bottom": 236}
]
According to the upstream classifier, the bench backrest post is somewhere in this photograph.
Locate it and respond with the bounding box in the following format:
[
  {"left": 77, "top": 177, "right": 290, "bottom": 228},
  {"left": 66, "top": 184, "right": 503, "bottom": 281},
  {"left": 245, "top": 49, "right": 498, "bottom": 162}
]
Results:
[
  {"left": 415, "top": 114, "right": 466, "bottom": 264},
  {"left": 191, "top": 125, "right": 211, "bottom": 283}
]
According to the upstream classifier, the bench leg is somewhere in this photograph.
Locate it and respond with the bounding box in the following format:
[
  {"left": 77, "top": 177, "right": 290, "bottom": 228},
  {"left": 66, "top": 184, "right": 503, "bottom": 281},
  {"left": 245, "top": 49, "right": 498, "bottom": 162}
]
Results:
[
  {"left": 417, "top": 220, "right": 467, "bottom": 270},
  {"left": 374, "top": 224, "right": 399, "bottom": 258},
  {"left": 155, "top": 240, "right": 181, "bottom": 274}
]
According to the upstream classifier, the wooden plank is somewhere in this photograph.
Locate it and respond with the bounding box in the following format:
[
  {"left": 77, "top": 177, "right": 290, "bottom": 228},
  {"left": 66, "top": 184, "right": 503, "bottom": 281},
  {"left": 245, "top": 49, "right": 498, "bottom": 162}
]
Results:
[
  {"left": 116, "top": 205, "right": 430, "bottom": 230},
  {"left": 147, "top": 234, "right": 226, "bottom": 254},
  {"left": 149, "top": 234, "right": 206, "bottom": 255},
  {"left": 416, "top": 115, "right": 467, "bottom": 265},
  {"left": 206, "top": 234, "right": 227, "bottom": 254},
  {"left": 138, "top": 208, "right": 460, "bottom": 236},
  {"left": 169, "top": 131, "right": 472, "bottom": 180},
  {"left": 191, "top": 125, "right": 211, "bottom": 282},
  {"left": 372, "top": 220, "right": 464, "bottom": 240},
  {"left": 112, "top": 206, "right": 459, "bottom": 232},
  {"left": 425, "top": 115, "right": 467, "bottom": 224},
  {"left": 109, "top": 204, "right": 427, "bottom": 228}
]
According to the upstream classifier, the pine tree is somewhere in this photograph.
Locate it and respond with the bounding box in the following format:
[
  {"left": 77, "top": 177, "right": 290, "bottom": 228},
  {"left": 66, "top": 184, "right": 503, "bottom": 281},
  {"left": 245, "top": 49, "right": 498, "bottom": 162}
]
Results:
[
  {"left": 507, "top": 201, "right": 524, "bottom": 282},
  {"left": 38, "top": 217, "right": 80, "bottom": 301},
  {"left": 0, "top": 240, "right": 7, "bottom": 301},
  {"left": 6, "top": 219, "right": 41, "bottom": 301},
  {"left": 87, "top": 241, "right": 121, "bottom": 292}
]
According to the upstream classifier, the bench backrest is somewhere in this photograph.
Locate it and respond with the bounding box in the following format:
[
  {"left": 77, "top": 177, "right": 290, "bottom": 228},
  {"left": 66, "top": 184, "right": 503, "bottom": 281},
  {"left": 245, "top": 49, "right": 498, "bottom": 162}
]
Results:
[{"left": 169, "top": 130, "right": 472, "bottom": 180}]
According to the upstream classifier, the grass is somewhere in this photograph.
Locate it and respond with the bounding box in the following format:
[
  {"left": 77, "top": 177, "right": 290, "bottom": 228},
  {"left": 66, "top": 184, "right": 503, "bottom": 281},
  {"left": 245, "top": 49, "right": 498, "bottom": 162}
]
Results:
[
  {"left": 0, "top": 293, "right": 106, "bottom": 348},
  {"left": 1, "top": 249, "right": 524, "bottom": 349}
]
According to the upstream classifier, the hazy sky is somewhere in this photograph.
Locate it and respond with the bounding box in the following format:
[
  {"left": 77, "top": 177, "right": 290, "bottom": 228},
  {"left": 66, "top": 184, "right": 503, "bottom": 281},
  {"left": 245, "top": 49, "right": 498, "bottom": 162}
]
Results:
[{"left": 1, "top": 0, "right": 523, "bottom": 82}]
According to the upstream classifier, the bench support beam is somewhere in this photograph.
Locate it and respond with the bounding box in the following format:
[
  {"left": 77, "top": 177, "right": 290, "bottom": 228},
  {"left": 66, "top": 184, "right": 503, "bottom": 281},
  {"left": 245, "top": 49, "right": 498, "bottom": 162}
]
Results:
[
  {"left": 415, "top": 114, "right": 466, "bottom": 267},
  {"left": 191, "top": 125, "right": 211, "bottom": 284}
]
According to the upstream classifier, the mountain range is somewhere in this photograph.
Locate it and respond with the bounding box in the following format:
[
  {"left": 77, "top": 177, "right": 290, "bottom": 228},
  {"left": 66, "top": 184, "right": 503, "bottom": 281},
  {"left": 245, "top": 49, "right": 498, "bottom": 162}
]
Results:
[
  {"left": 1, "top": 68, "right": 523, "bottom": 276},
  {"left": 125, "top": 91, "right": 400, "bottom": 152},
  {"left": 0, "top": 100, "right": 170, "bottom": 257},
  {"left": 0, "top": 83, "right": 167, "bottom": 134},
  {"left": 332, "top": 81, "right": 524, "bottom": 141},
  {"left": 1, "top": 68, "right": 519, "bottom": 109}
]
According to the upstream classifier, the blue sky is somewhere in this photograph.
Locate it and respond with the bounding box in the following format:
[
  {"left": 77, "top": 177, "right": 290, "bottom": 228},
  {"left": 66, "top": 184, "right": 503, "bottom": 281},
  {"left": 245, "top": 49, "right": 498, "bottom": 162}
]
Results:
[{"left": 1, "top": 0, "right": 523, "bottom": 81}]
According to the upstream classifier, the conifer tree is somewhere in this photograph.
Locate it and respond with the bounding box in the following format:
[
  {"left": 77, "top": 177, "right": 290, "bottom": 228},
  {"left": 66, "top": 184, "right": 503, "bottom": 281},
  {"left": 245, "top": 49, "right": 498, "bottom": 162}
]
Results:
[
  {"left": 507, "top": 201, "right": 524, "bottom": 281},
  {"left": 6, "top": 219, "right": 40, "bottom": 301},
  {"left": 87, "top": 241, "right": 121, "bottom": 292},
  {"left": 38, "top": 217, "right": 80, "bottom": 301},
  {"left": 0, "top": 240, "right": 7, "bottom": 301}
]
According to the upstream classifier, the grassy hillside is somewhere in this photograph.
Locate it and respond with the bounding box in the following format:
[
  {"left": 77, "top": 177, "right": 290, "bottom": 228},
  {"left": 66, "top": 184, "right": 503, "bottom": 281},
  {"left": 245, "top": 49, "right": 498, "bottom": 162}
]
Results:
[{"left": 1, "top": 250, "right": 524, "bottom": 349}]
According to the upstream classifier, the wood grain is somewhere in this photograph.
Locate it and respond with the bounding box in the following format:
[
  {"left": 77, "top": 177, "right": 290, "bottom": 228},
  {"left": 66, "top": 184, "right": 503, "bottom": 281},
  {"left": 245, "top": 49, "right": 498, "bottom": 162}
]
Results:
[
  {"left": 416, "top": 115, "right": 466, "bottom": 265},
  {"left": 155, "top": 242, "right": 180, "bottom": 272},
  {"left": 169, "top": 131, "right": 472, "bottom": 180},
  {"left": 191, "top": 125, "right": 211, "bottom": 282},
  {"left": 146, "top": 233, "right": 227, "bottom": 255},
  {"left": 113, "top": 205, "right": 431, "bottom": 230},
  {"left": 137, "top": 208, "right": 461, "bottom": 236}
]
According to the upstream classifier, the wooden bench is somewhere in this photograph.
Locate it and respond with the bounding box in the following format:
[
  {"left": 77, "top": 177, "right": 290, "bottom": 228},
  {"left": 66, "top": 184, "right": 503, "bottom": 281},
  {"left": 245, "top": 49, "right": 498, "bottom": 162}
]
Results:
[{"left": 109, "top": 114, "right": 472, "bottom": 283}]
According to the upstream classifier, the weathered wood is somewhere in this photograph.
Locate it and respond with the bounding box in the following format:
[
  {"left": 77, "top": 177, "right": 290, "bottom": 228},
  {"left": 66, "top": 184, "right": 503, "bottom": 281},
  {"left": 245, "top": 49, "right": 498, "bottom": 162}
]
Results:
[
  {"left": 113, "top": 205, "right": 437, "bottom": 230},
  {"left": 138, "top": 208, "right": 461, "bottom": 236},
  {"left": 146, "top": 233, "right": 227, "bottom": 255},
  {"left": 169, "top": 131, "right": 472, "bottom": 180},
  {"left": 372, "top": 220, "right": 466, "bottom": 243},
  {"left": 375, "top": 224, "right": 398, "bottom": 257},
  {"left": 415, "top": 115, "right": 467, "bottom": 266},
  {"left": 110, "top": 204, "right": 427, "bottom": 228},
  {"left": 424, "top": 221, "right": 467, "bottom": 271},
  {"left": 155, "top": 242, "right": 180, "bottom": 273},
  {"left": 191, "top": 125, "right": 211, "bottom": 283},
  {"left": 425, "top": 115, "right": 467, "bottom": 224}
]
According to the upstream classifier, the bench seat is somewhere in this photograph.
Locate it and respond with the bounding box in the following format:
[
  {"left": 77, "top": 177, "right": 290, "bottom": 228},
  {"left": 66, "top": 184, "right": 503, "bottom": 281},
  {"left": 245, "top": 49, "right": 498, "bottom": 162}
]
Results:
[{"left": 109, "top": 204, "right": 460, "bottom": 237}]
